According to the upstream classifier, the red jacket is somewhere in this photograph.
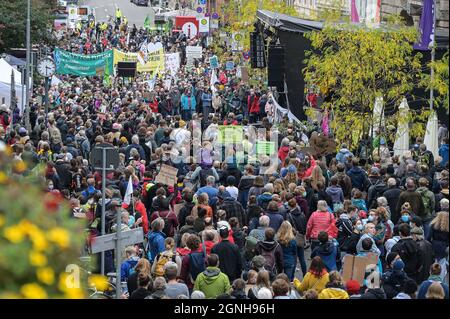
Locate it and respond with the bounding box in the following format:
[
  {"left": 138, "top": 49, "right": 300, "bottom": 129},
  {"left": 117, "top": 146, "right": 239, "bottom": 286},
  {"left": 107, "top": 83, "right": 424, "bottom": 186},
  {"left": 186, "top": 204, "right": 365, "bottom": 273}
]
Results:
[
  {"left": 306, "top": 210, "right": 335, "bottom": 240},
  {"left": 149, "top": 99, "right": 158, "bottom": 113},
  {"left": 204, "top": 240, "right": 216, "bottom": 255},
  {"left": 278, "top": 146, "right": 290, "bottom": 162},
  {"left": 248, "top": 95, "right": 260, "bottom": 114},
  {"left": 122, "top": 201, "right": 149, "bottom": 234},
  {"left": 298, "top": 158, "right": 317, "bottom": 181}
]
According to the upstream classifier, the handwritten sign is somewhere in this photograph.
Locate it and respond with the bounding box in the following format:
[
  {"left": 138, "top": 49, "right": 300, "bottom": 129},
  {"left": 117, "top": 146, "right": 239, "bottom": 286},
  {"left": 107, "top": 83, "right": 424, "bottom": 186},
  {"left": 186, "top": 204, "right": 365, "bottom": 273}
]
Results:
[
  {"left": 256, "top": 141, "right": 276, "bottom": 155},
  {"left": 217, "top": 126, "right": 243, "bottom": 144},
  {"left": 154, "top": 164, "right": 178, "bottom": 186}
]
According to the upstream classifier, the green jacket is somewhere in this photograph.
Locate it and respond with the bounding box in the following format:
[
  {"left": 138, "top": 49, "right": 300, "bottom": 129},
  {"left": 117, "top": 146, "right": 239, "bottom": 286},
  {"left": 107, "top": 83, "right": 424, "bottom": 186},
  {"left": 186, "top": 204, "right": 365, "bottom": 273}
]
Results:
[{"left": 193, "top": 267, "right": 231, "bottom": 299}]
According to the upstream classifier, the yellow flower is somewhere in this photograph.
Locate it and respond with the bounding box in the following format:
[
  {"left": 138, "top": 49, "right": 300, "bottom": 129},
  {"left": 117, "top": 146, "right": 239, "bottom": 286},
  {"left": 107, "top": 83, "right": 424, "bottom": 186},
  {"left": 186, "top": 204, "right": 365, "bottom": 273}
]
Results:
[
  {"left": 64, "top": 287, "right": 85, "bottom": 299},
  {"left": 88, "top": 275, "right": 109, "bottom": 292},
  {"left": 0, "top": 171, "right": 8, "bottom": 184},
  {"left": 47, "top": 227, "right": 70, "bottom": 249},
  {"left": 20, "top": 283, "right": 48, "bottom": 299},
  {"left": 13, "top": 160, "right": 27, "bottom": 173},
  {"left": 3, "top": 225, "right": 25, "bottom": 243},
  {"left": 31, "top": 231, "right": 49, "bottom": 251},
  {"left": 29, "top": 252, "right": 47, "bottom": 267},
  {"left": 37, "top": 267, "right": 55, "bottom": 285},
  {"left": 58, "top": 273, "right": 70, "bottom": 292}
]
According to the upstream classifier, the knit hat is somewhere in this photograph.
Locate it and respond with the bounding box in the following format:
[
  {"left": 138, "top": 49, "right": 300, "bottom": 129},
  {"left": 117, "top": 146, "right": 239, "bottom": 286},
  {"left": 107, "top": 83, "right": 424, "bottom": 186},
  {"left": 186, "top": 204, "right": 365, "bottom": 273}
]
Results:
[
  {"left": 120, "top": 136, "right": 128, "bottom": 144},
  {"left": 393, "top": 259, "right": 405, "bottom": 271},
  {"left": 287, "top": 164, "right": 297, "bottom": 174},
  {"left": 252, "top": 255, "right": 266, "bottom": 269},
  {"left": 346, "top": 280, "right": 361, "bottom": 295},
  {"left": 370, "top": 167, "right": 380, "bottom": 176}
]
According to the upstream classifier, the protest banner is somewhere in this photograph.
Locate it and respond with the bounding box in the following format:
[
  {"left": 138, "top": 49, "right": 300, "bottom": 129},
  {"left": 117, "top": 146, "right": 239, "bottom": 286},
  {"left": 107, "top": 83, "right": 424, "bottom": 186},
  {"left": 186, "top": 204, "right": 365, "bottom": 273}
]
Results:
[
  {"left": 186, "top": 46, "right": 203, "bottom": 59},
  {"left": 113, "top": 49, "right": 165, "bottom": 74},
  {"left": 154, "top": 164, "right": 178, "bottom": 186},
  {"left": 256, "top": 141, "right": 276, "bottom": 155},
  {"left": 342, "top": 253, "right": 379, "bottom": 286},
  {"left": 54, "top": 48, "right": 113, "bottom": 77},
  {"left": 217, "top": 125, "right": 243, "bottom": 144},
  {"left": 165, "top": 52, "right": 180, "bottom": 76}
]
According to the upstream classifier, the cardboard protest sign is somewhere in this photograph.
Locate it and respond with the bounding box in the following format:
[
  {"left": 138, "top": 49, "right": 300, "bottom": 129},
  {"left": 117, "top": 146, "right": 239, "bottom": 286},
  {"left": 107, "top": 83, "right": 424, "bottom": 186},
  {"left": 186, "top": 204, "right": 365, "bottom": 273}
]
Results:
[
  {"left": 299, "top": 147, "right": 317, "bottom": 157},
  {"left": 342, "top": 253, "right": 379, "bottom": 286},
  {"left": 256, "top": 141, "right": 276, "bottom": 155},
  {"left": 154, "top": 164, "right": 178, "bottom": 186}
]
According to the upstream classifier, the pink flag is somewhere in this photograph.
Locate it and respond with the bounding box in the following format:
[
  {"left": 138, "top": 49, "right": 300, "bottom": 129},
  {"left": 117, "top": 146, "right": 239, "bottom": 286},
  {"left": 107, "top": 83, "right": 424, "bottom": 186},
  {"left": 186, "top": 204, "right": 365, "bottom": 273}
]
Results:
[
  {"left": 322, "top": 110, "right": 329, "bottom": 137},
  {"left": 351, "top": 0, "right": 360, "bottom": 23}
]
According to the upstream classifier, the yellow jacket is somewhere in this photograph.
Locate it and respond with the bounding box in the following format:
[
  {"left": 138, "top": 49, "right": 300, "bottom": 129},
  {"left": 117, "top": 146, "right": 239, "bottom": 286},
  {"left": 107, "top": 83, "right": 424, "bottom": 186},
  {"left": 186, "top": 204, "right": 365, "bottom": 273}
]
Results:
[
  {"left": 318, "top": 287, "right": 349, "bottom": 299},
  {"left": 293, "top": 272, "right": 329, "bottom": 293}
]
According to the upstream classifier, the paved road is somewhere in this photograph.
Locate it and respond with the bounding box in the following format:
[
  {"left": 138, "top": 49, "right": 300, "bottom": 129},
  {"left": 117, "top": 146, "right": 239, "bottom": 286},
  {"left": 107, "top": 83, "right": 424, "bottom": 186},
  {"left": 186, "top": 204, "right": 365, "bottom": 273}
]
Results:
[{"left": 82, "top": 0, "right": 156, "bottom": 27}]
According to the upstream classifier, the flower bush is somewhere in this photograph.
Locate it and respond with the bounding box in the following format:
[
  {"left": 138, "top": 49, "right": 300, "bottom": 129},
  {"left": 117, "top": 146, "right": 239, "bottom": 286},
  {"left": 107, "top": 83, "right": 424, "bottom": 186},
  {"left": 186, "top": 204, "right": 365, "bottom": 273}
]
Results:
[{"left": 0, "top": 143, "right": 88, "bottom": 299}]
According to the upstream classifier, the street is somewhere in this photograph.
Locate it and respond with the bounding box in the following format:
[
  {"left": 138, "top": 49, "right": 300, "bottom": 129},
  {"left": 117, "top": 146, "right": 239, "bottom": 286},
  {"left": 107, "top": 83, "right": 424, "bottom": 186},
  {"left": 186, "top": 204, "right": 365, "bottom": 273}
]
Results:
[{"left": 83, "top": 0, "right": 155, "bottom": 27}]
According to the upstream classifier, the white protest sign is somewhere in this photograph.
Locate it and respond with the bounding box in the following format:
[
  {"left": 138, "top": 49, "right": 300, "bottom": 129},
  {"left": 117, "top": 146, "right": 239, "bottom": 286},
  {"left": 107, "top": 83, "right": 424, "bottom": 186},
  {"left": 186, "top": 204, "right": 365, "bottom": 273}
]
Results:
[
  {"left": 165, "top": 52, "right": 180, "bottom": 76},
  {"left": 198, "top": 17, "right": 209, "bottom": 33},
  {"left": 186, "top": 46, "right": 203, "bottom": 59}
]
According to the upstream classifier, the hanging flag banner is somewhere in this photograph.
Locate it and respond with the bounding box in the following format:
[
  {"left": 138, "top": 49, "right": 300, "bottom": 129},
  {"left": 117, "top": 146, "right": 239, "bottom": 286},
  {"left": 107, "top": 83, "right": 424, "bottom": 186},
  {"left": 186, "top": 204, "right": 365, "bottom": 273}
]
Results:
[
  {"left": 198, "top": 17, "right": 210, "bottom": 33},
  {"left": 54, "top": 48, "right": 113, "bottom": 76},
  {"left": 165, "top": 52, "right": 180, "bottom": 76},
  {"left": 113, "top": 49, "right": 165, "bottom": 74},
  {"left": 414, "top": 0, "right": 435, "bottom": 50}
]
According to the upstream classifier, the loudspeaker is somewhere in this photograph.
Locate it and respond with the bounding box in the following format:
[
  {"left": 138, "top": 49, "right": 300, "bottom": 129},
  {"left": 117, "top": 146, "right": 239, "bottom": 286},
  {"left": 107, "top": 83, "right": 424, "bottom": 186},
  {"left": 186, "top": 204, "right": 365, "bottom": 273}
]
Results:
[
  {"left": 268, "top": 45, "right": 285, "bottom": 90},
  {"left": 117, "top": 61, "right": 137, "bottom": 77},
  {"left": 250, "top": 32, "right": 266, "bottom": 69}
]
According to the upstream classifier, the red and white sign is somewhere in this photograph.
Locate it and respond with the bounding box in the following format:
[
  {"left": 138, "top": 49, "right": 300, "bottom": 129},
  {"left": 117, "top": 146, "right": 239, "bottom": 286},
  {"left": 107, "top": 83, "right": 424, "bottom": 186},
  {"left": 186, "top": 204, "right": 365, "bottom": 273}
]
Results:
[{"left": 175, "top": 16, "right": 199, "bottom": 39}]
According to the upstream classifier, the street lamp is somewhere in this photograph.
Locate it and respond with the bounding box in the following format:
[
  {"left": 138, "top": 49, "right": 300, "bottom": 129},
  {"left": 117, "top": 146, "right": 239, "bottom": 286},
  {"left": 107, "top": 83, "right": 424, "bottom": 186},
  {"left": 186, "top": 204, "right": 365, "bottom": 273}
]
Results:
[{"left": 25, "top": 0, "right": 31, "bottom": 131}]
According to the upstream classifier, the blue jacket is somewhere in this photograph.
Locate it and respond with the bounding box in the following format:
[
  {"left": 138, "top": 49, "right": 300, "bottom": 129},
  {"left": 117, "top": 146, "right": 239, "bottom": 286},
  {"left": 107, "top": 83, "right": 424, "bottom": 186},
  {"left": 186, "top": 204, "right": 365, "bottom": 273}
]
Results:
[
  {"left": 311, "top": 240, "right": 340, "bottom": 272},
  {"left": 265, "top": 211, "right": 284, "bottom": 232},
  {"left": 417, "top": 276, "right": 449, "bottom": 299},
  {"left": 280, "top": 239, "right": 297, "bottom": 266},
  {"left": 147, "top": 231, "right": 165, "bottom": 263},
  {"left": 120, "top": 256, "right": 140, "bottom": 281},
  {"left": 196, "top": 186, "right": 219, "bottom": 206},
  {"left": 439, "top": 144, "right": 449, "bottom": 166},
  {"left": 347, "top": 166, "right": 368, "bottom": 191},
  {"left": 201, "top": 92, "right": 212, "bottom": 107},
  {"left": 336, "top": 148, "right": 354, "bottom": 164},
  {"left": 181, "top": 94, "right": 197, "bottom": 111}
]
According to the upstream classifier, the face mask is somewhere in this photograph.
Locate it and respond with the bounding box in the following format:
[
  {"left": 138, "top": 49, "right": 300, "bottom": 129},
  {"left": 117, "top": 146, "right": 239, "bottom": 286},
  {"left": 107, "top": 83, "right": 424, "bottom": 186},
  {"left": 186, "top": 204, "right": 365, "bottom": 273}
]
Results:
[
  {"left": 48, "top": 185, "right": 54, "bottom": 190},
  {"left": 401, "top": 215, "right": 410, "bottom": 222},
  {"left": 356, "top": 224, "right": 364, "bottom": 231},
  {"left": 368, "top": 215, "right": 375, "bottom": 222},
  {"left": 303, "top": 192, "right": 307, "bottom": 197}
]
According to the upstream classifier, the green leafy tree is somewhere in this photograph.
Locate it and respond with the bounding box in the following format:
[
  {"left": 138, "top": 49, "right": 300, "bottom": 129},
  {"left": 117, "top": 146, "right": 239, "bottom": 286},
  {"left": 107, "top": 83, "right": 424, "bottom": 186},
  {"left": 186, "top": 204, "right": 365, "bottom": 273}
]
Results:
[
  {"left": 303, "top": 22, "right": 428, "bottom": 150},
  {"left": 422, "top": 51, "right": 449, "bottom": 112},
  {"left": 0, "top": 0, "right": 57, "bottom": 52}
]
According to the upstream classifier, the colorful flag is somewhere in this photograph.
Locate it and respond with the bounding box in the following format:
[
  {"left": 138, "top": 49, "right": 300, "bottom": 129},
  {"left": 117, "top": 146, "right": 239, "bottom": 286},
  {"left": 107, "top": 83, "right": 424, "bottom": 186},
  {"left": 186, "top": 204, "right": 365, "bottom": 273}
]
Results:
[
  {"left": 103, "top": 63, "right": 111, "bottom": 87},
  {"left": 123, "top": 176, "right": 133, "bottom": 205},
  {"left": 414, "top": 0, "right": 435, "bottom": 51},
  {"left": 351, "top": 0, "right": 360, "bottom": 23}
]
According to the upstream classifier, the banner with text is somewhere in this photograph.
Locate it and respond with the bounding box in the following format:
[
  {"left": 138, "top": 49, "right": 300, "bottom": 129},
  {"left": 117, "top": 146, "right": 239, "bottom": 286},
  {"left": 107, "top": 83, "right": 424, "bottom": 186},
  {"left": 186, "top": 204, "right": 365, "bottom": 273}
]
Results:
[
  {"left": 113, "top": 49, "right": 165, "bottom": 74},
  {"left": 54, "top": 48, "right": 113, "bottom": 77}
]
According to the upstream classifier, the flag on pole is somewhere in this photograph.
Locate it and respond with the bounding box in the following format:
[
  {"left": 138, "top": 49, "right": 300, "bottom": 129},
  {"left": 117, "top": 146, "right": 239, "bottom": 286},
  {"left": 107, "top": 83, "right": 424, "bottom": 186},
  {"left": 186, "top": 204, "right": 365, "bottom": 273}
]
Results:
[
  {"left": 123, "top": 176, "right": 133, "bottom": 205},
  {"left": 144, "top": 15, "right": 151, "bottom": 30},
  {"left": 414, "top": 0, "right": 435, "bottom": 51},
  {"left": 351, "top": 0, "right": 360, "bottom": 23}
]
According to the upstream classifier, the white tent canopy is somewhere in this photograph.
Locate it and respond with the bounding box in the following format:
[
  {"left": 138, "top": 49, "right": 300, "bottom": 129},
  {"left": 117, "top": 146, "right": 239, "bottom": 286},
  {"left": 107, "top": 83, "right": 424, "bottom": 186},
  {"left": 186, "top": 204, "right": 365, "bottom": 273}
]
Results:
[
  {"left": 424, "top": 111, "right": 439, "bottom": 159},
  {"left": 0, "top": 58, "right": 28, "bottom": 114},
  {"left": 393, "top": 98, "right": 410, "bottom": 157}
]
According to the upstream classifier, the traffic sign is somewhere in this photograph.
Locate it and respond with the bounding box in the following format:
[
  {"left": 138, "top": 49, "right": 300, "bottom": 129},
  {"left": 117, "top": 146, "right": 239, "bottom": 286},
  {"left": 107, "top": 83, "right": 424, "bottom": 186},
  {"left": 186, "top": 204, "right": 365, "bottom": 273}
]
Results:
[
  {"left": 91, "top": 228, "right": 144, "bottom": 254},
  {"left": 90, "top": 144, "right": 120, "bottom": 171}
]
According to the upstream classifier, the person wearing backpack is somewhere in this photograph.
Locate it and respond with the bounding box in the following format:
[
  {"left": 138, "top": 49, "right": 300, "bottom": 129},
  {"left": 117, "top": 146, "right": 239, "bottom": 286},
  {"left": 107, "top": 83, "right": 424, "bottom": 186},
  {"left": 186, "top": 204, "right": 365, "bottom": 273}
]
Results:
[
  {"left": 151, "top": 237, "right": 182, "bottom": 278},
  {"left": 193, "top": 253, "right": 231, "bottom": 299},
  {"left": 180, "top": 234, "right": 207, "bottom": 292},
  {"left": 391, "top": 223, "right": 424, "bottom": 284},
  {"left": 211, "top": 226, "right": 243, "bottom": 282},
  {"left": 256, "top": 228, "right": 284, "bottom": 276},
  {"left": 149, "top": 198, "right": 178, "bottom": 238},
  {"left": 311, "top": 231, "right": 341, "bottom": 272},
  {"left": 416, "top": 177, "right": 435, "bottom": 236},
  {"left": 147, "top": 218, "right": 166, "bottom": 263},
  {"left": 120, "top": 246, "right": 140, "bottom": 282}
]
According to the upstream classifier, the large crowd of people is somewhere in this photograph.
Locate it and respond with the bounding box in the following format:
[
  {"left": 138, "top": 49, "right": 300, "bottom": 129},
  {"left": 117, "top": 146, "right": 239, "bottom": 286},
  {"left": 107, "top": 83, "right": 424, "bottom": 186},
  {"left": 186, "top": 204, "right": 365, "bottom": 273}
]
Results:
[{"left": 0, "top": 15, "right": 449, "bottom": 300}]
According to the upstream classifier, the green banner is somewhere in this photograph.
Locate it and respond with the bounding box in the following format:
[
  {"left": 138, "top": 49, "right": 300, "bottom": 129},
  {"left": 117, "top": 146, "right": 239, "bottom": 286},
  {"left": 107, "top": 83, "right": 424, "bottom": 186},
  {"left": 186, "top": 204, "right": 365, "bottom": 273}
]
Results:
[
  {"left": 217, "top": 125, "right": 243, "bottom": 144},
  {"left": 54, "top": 48, "right": 114, "bottom": 76},
  {"left": 256, "top": 141, "right": 276, "bottom": 155}
]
